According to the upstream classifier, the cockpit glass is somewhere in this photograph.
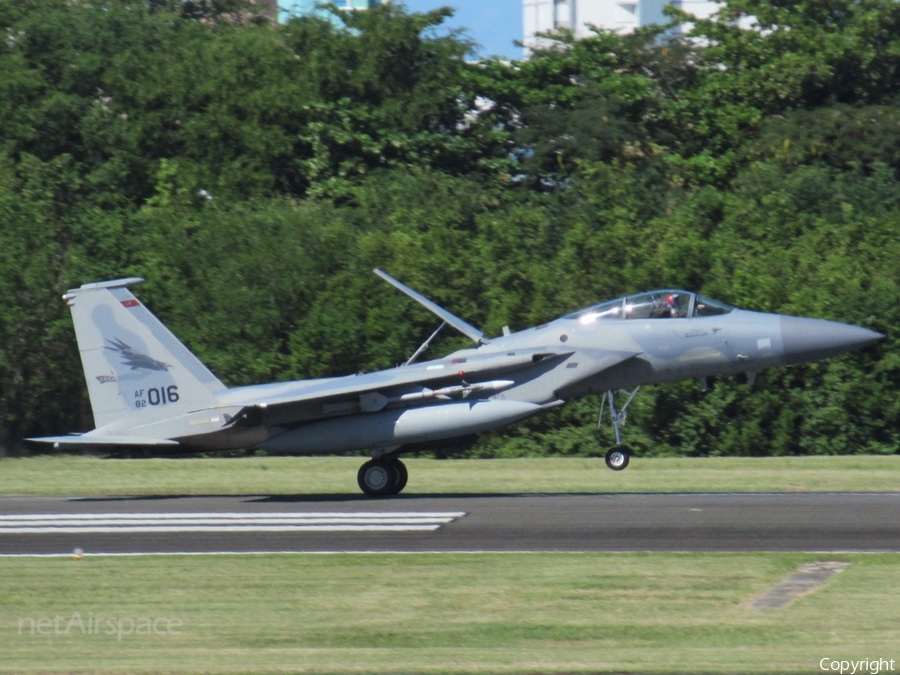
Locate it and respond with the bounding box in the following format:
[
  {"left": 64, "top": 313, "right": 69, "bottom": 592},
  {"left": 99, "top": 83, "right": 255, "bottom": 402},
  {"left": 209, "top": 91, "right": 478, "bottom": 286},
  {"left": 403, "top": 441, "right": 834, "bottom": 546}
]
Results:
[
  {"left": 694, "top": 295, "right": 733, "bottom": 316},
  {"left": 562, "top": 291, "right": 733, "bottom": 322},
  {"left": 625, "top": 291, "right": 690, "bottom": 319},
  {"left": 568, "top": 299, "right": 624, "bottom": 325}
]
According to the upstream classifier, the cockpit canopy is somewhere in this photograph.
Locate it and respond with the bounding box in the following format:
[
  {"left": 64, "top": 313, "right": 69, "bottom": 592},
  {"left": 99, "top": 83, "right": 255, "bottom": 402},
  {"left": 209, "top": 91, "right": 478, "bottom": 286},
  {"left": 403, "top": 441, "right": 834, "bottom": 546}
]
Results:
[{"left": 563, "top": 291, "right": 733, "bottom": 325}]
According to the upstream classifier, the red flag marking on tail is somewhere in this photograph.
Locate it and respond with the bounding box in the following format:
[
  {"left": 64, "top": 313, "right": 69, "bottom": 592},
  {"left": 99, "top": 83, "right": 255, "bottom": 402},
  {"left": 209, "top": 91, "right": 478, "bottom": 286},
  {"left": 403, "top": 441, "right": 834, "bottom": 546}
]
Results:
[{"left": 121, "top": 300, "right": 140, "bottom": 308}]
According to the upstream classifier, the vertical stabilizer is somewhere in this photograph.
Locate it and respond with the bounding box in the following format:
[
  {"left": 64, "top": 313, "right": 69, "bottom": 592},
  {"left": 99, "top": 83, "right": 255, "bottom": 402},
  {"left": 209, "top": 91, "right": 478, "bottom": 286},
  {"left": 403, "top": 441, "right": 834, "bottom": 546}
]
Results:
[{"left": 64, "top": 279, "right": 224, "bottom": 430}]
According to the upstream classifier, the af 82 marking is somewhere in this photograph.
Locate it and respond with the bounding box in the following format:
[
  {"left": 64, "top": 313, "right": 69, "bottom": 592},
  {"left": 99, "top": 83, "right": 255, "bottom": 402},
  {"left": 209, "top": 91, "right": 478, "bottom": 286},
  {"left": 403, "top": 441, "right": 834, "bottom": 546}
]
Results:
[{"left": 134, "top": 386, "right": 179, "bottom": 408}]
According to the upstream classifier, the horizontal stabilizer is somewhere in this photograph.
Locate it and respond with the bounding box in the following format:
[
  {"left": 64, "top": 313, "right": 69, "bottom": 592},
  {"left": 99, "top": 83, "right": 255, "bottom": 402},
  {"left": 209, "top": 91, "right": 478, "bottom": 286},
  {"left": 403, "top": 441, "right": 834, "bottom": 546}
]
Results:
[
  {"left": 374, "top": 269, "right": 487, "bottom": 344},
  {"left": 27, "top": 435, "right": 180, "bottom": 448}
]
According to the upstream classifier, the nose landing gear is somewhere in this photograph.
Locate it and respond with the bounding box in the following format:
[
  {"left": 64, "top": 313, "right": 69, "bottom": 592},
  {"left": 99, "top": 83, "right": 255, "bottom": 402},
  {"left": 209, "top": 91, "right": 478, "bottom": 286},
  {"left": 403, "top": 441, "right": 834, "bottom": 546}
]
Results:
[{"left": 597, "top": 387, "right": 640, "bottom": 471}]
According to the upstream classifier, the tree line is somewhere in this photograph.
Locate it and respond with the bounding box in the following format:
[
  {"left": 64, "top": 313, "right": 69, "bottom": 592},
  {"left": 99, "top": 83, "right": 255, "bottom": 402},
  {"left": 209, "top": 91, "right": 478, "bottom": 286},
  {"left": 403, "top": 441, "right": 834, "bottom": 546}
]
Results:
[{"left": 0, "top": 0, "right": 897, "bottom": 457}]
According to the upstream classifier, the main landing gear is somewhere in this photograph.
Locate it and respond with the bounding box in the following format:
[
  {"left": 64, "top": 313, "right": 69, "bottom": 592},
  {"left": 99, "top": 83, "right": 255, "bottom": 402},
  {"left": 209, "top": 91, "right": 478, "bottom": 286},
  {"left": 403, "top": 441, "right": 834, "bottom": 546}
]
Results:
[
  {"left": 357, "top": 457, "right": 408, "bottom": 497},
  {"left": 598, "top": 387, "right": 640, "bottom": 471}
]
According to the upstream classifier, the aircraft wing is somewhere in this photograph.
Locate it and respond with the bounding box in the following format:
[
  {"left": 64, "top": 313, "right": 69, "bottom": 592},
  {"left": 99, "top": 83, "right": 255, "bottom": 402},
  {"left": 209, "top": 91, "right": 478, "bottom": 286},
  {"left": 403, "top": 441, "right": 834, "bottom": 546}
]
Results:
[
  {"left": 27, "top": 435, "right": 180, "bottom": 448},
  {"left": 214, "top": 349, "right": 572, "bottom": 424},
  {"left": 216, "top": 348, "right": 641, "bottom": 428},
  {"left": 217, "top": 351, "right": 557, "bottom": 421}
]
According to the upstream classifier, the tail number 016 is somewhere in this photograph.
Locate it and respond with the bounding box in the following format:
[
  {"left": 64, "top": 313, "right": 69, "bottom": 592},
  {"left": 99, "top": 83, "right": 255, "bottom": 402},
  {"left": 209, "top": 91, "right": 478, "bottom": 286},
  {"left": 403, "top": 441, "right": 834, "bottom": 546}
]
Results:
[{"left": 135, "top": 386, "right": 180, "bottom": 408}]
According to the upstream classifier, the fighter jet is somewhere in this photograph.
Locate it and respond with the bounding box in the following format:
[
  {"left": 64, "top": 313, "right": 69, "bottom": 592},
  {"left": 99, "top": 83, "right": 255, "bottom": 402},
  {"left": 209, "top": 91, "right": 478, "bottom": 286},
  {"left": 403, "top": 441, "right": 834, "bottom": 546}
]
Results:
[{"left": 30, "top": 272, "right": 883, "bottom": 496}]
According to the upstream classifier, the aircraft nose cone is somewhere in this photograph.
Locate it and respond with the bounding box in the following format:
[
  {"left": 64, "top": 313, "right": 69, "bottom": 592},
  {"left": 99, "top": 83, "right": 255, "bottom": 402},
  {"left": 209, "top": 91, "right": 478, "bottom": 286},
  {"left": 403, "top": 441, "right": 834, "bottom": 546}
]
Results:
[{"left": 780, "top": 316, "right": 884, "bottom": 366}]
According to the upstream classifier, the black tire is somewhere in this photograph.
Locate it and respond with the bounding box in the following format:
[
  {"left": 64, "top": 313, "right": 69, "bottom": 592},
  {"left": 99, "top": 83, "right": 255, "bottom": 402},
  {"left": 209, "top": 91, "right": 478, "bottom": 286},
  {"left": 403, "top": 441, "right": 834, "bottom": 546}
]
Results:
[
  {"left": 385, "top": 458, "right": 408, "bottom": 495},
  {"left": 357, "top": 459, "right": 399, "bottom": 497},
  {"left": 605, "top": 447, "right": 630, "bottom": 471}
]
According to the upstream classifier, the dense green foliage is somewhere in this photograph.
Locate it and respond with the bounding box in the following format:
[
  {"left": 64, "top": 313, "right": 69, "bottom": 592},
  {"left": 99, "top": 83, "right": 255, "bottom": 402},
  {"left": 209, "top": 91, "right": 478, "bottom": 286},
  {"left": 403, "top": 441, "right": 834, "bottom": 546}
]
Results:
[{"left": 0, "top": 0, "right": 896, "bottom": 457}]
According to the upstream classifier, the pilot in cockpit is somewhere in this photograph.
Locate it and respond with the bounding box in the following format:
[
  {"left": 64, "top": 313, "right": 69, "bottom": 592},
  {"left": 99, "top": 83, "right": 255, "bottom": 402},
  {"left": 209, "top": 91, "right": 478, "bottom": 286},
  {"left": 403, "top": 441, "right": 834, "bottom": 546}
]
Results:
[
  {"left": 649, "top": 294, "right": 670, "bottom": 318},
  {"left": 648, "top": 293, "right": 681, "bottom": 318},
  {"left": 666, "top": 293, "right": 681, "bottom": 318},
  {"left": 658, "top": 293, "right": 689, "bottom": 318}
]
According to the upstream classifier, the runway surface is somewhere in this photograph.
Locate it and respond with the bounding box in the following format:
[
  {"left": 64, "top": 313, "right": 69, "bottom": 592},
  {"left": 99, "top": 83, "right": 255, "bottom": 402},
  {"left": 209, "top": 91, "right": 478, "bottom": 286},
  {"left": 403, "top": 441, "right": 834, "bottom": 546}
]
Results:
[{"left": 1, "top": 492, "right": 898, "bottom": 555}]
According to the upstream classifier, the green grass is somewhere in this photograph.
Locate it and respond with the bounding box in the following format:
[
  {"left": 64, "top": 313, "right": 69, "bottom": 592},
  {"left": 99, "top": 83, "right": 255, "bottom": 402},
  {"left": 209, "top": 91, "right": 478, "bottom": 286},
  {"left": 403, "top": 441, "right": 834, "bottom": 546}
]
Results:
[
  {"left": 1, "top": 552, "right": 898, "bottom": 674},
  {"left": 2, "top": 457, "right": 899, "bottom": 673},
  {"left": 0, "top": 454, "right": 899, "bottom": 496}
]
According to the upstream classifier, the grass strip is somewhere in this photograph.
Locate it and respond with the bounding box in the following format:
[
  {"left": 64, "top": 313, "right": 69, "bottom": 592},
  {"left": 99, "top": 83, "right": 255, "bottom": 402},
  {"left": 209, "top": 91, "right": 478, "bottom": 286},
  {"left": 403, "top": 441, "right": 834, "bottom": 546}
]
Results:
[
  {"left": 1, "top": 552, "right": 898, "bottom": 674},
  {"left": 0, "top": 455, "right": 899, "bottom": 497}
]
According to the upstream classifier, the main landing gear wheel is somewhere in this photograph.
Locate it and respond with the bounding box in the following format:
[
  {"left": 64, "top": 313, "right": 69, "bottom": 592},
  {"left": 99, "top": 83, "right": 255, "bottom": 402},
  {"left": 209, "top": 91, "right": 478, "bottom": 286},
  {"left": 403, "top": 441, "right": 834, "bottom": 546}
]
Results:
[
  {"left": 386, "top": 458, "right": 408, "bottom": 495},
  {"left": 605, "top": 447, "right": 630, "bottom": 471},
  {"left": 357, "top": 459, "right": 397, "bottom": 497},
  {"left": 357, "top": 458, "right": 409, "bottom": 497}
]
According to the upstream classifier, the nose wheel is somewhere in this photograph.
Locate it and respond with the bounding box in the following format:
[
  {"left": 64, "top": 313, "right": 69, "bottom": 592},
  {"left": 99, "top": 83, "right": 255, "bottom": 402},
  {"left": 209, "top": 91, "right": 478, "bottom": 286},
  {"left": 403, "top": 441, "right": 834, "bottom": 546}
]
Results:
[
  {"left": 358, "top": 457, "right": 408, "bottom": 497},
  {"left": 605, "top": 447, "right": 630, "bottom": 471}
]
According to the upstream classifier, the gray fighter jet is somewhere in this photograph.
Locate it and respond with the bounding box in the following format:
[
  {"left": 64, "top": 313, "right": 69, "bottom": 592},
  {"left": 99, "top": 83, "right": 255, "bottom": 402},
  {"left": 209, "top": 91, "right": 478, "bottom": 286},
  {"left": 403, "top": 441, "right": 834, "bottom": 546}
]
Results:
[{"left": 31, "top": 272, "right": 883, "bottom": 496}]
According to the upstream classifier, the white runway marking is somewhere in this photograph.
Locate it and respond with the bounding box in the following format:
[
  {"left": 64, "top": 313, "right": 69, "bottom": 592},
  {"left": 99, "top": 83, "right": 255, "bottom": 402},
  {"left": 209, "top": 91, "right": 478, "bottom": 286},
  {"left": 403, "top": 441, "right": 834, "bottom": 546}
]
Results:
[{"left": 0, "top": 512, "right": 466, "bottom": 534}]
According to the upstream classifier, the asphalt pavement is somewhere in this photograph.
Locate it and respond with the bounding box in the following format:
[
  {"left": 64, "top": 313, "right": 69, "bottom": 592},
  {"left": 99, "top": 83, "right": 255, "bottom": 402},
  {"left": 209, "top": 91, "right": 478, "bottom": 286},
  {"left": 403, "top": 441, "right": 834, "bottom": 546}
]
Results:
[{"left": 1, "top": 492, "right": 898, "bottom": 555}]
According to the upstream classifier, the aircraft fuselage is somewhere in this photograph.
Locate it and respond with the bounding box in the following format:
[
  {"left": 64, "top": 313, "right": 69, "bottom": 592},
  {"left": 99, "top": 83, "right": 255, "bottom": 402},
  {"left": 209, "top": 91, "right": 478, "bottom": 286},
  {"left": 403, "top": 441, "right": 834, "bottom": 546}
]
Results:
[{"left": 32, "top": 278, "right": 883, "bottom": 496}]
